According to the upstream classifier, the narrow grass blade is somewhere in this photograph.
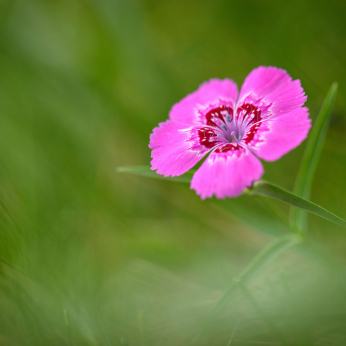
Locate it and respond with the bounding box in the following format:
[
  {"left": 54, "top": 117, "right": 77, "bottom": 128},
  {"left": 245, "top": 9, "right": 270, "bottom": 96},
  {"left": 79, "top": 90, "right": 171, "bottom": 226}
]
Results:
[
  {"left": 117, "top": 166, "right": 193, "bottom": 183},
  {"left": 191, "top": 234, "right": 300, "bottom": 343},
  {"left": 248, "top": 180, "right": 346, "bottom": 228},
  {"left": 290, "top": 83, "right": 338, "bottom": 231},
  {"left": 239, "top": 282, "right": 288, "bottom": 345},
  {"left": 119, "top": 166, "right": 346, "bottom": 228}
]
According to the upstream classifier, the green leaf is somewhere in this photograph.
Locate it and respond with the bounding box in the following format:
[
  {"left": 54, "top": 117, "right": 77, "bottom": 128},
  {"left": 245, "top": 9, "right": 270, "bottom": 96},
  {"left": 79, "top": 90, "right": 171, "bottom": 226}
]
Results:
[
  {"left": 117, "top": 166, "right": 194, "bottom": 183},
  {"left": 290, "top": 83, "right": 338, "bottom": 231},
  {"left": 248, "top": 180, "right": 346, "bottom": 228},
  {"left": 119, "top": 166, "right": 346, "bottom": 228}
]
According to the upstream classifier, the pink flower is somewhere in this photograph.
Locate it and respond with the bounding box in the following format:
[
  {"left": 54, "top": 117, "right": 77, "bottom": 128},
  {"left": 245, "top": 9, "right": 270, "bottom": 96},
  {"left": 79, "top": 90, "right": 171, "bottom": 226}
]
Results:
[{"left": 149, "top": 67, "right": 311, "bottom": 199}]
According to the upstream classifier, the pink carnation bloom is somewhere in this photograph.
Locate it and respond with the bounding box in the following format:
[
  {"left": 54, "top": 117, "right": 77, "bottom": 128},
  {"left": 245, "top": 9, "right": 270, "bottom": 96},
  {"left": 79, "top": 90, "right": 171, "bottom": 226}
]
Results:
[{"left": 149, "top": 67, "right": 311, "bottom": 199}]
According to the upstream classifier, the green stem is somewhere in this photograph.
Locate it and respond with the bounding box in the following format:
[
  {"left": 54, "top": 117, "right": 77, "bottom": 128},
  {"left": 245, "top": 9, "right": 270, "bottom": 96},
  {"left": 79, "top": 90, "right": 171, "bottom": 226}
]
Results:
[
  {"left": 191, "top": 234, "right": 301, "bottom": 343},
  {"left": 290, "top": 83, "right": 338, "bottom": 232},
  {"left": 239, "top": 281, "right": 288, "bottom": 346}
]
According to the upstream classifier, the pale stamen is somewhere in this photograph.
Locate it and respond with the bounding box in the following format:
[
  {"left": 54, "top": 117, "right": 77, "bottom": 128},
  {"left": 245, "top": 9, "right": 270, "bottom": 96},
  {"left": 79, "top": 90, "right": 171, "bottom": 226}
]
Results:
[{"left": 231, "top": 131, "right": 238, "bottom": 143}]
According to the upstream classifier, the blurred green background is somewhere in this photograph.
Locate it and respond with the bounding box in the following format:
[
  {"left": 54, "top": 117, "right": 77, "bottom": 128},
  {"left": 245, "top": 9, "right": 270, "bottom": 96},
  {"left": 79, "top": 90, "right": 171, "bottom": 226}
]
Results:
[{"left": 0, "top": 0, "right": 346, "bottom": 345}]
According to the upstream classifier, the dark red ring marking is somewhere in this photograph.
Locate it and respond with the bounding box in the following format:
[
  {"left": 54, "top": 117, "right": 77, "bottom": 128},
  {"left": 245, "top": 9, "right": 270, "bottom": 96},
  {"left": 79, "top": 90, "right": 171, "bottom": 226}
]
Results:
[
  {"left": 197, "top": 127, "right": 219, "bottom": 149},
  {"left": 237, "top": 103, "right": 262, "bottom": 145},
  {"left": 198, "top": 103, "right": 262, "bottom": 151},
  {"left": 205, "top": 106, "right": 233, "bottom": 127},
  {"left": 215, "top": 143, "right": 242, "bottom": 153}
]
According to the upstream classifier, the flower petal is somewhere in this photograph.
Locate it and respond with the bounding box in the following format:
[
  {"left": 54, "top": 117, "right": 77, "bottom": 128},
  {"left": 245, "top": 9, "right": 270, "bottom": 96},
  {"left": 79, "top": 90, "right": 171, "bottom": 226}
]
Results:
[
  {"left": 237, "top": 66, "right": 310, "bottom": 161},
  {"left": 245, "top": 107, "right": 311, "bottom": 161},
  {"left": 238, "top": 66, "right": 307, "bottom": 119},
  {"left": 170, "top": 79, "right": 238, "bottom": 125},
  {"left": 150, "top": 120, "right": 218, "bottom": 176},
  {"left": 191, "top": 146, "right": 264, "bottom": 199}
]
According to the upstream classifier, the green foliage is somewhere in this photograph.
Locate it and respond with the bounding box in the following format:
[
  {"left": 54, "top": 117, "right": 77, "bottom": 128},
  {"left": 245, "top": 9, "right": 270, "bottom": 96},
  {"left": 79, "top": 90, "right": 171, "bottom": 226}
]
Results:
[
  {"left": 119, "top": 167, "right": 346, "bottom": 228},
  {"left": 248, "top": 181, "right": 346, "bottom": 228},
  {"left": 1, "top": 0, "right": 346, "bottom": 345},
  {"left": 291, "top": 83, "right": 339, "bottom": 231},
  {"left": 118, "top": 166, "right": 194, "bottom": 183}
]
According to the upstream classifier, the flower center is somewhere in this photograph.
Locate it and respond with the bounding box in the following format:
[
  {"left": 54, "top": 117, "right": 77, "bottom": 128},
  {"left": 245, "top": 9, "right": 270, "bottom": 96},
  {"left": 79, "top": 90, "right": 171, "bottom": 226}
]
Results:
[
  {"left": 205, "top": 106, "right": 241, "bottom": 143},
  {"left": 197, "top": 103, "right": 262, "bottom": 151}
]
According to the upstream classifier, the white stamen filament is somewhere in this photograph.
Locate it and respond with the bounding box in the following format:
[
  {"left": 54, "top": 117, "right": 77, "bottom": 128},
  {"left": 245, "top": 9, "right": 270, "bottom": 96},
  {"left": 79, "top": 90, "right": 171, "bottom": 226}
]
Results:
[
  {"left": 231, "top": 131, "right": 238, "bottom": 143},
  {"left": 201, "top": 106, "right": 269, "bottom": 146}
]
